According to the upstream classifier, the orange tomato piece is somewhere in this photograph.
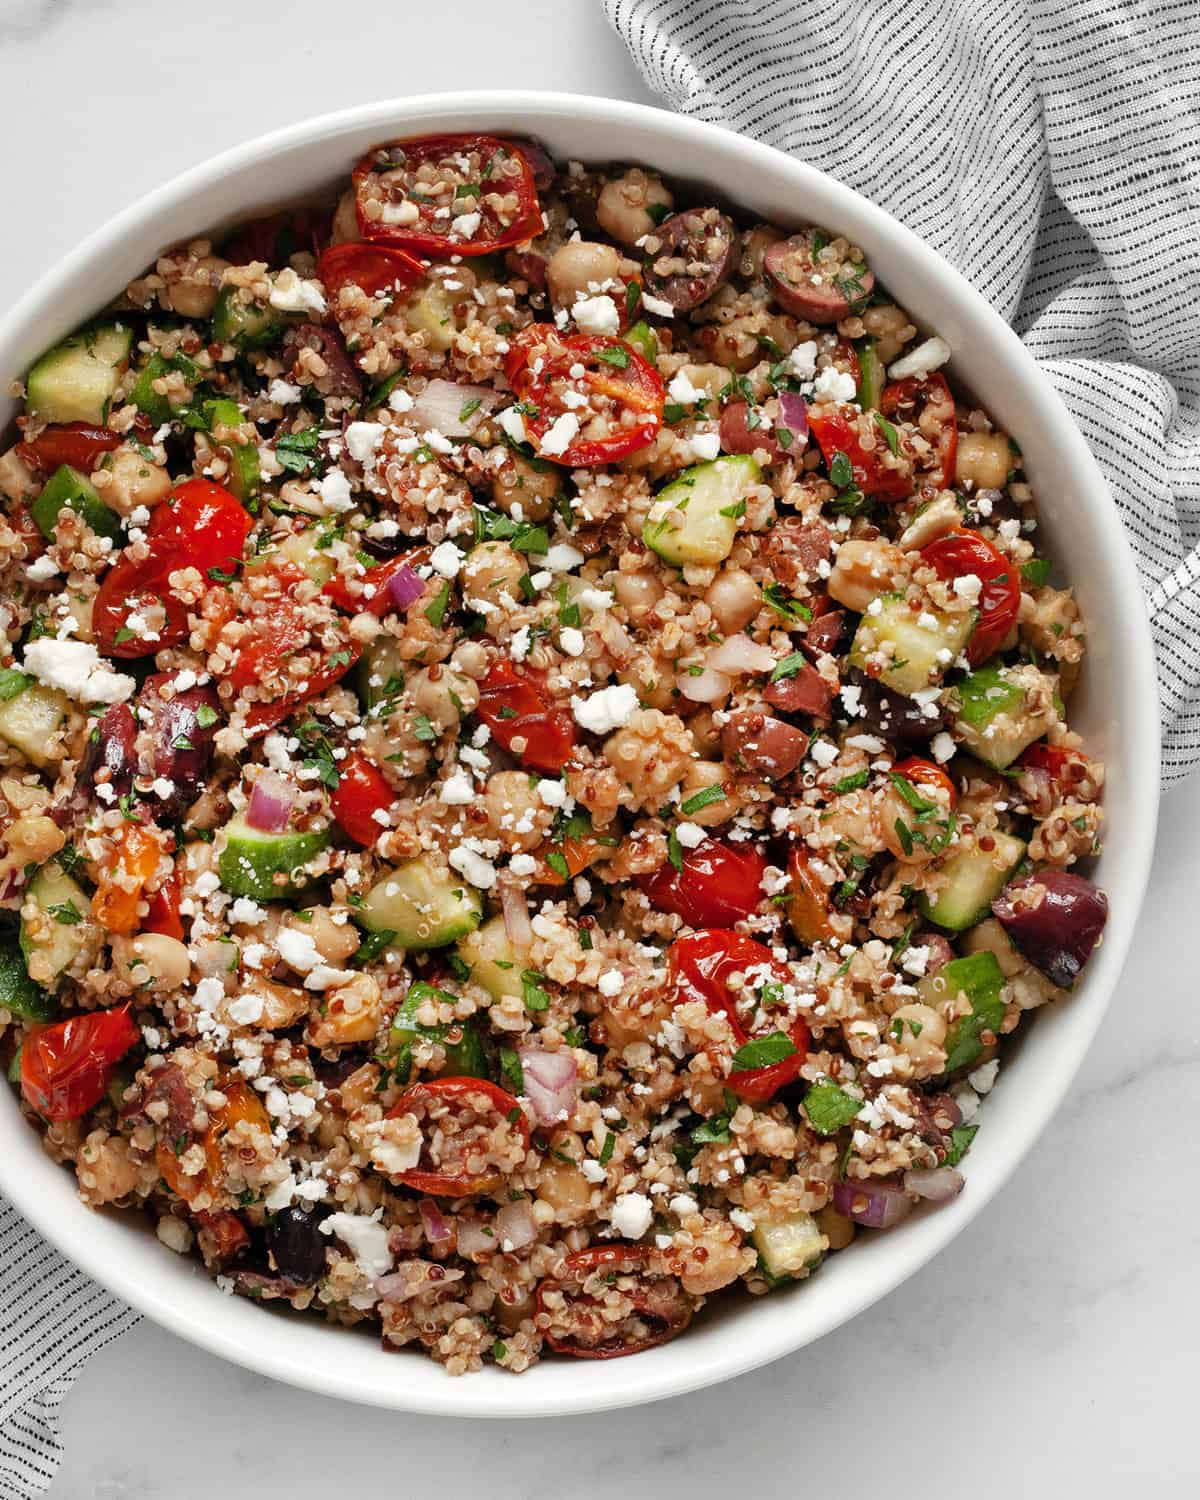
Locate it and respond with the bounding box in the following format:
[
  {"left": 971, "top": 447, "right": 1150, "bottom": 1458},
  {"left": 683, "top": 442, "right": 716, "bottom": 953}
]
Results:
[{"left": 93, "top": 823, "right": 164, "bottom": 935}]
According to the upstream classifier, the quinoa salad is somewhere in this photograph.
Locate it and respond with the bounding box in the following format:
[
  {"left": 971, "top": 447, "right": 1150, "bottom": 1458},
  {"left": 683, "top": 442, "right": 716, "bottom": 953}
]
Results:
[{"left": 0, "top": 134, "right": 1110, "bottom": 1372}]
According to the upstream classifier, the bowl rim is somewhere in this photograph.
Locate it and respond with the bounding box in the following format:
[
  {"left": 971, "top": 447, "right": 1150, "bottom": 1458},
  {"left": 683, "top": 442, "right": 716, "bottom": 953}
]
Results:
[{"left": 0, "top": 89, "right": 1160, "bottom": 1416}]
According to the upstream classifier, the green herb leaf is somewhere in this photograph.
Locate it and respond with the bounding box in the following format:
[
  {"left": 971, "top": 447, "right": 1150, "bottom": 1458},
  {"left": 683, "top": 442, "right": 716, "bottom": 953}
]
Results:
[
  {"left": 667, "top": 826, "right": 684, "bottom": 873},
  {"left": 48, "top": 900, "right": 83, "bottom": 926},
  {"left": 499, "top": 1047, "right": 525, "bottom": 1095},
  {"left": 829, "top": 451, "right": 854, "bottom": 488},
  {"left": 195, "top": 704, "right": 218, "bottom": 728},
  {"left": 1020, "top": 558, "right": 1052, "bottom": 587},
  {"left": 521, "top": 970, "right": 551, "bottom": 1012},
  {"left": 352, "top": 928, "right": 396, "bottom": 967},
  {"left": 596, "top": 344, "right": 631, "bottom": 369},
  {"left": 944, "top": 1124, "right": 979, "bottom": 1167},
  {"left": 874, "top": 412, "right": 900, "bottom": 456},
  {"left": 730, "top": 1031, "right": 797, "bottom": 1072},
  {"left": 834, "top": 769, "right": 870, "bottom": 795},
  {"left": 761, "top": 583, "right": 812, "bottom": 625},
  {"left": 803, "top": 1079, "right": 863, "bottom": 1135},
  {"left": 769, "top": 651, "right": 808, "bottom": 683},
  {"left": 274, "top": 426, "right": 324, "bottom": 477},
  {"left": 680, "top": 784, "right": 726, "bottom": 816},
  {"left": 545, "top": 849, "right": 570, "bottom": 879},
  {"left": 0, "top": 668, "right": 32, "bottom": 701},
  {"left": 598, "top": 1131, "right": 616, "bottom": 1167},
  {"left": 691, "top": 1113, "right": 732, "bottom": 1146}
]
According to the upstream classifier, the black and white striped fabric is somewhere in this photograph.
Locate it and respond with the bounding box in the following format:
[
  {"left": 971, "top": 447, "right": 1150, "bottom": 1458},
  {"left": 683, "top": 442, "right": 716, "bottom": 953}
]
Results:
[{"left": 605, "top": 0, "right": 1200, "bottom": 783}]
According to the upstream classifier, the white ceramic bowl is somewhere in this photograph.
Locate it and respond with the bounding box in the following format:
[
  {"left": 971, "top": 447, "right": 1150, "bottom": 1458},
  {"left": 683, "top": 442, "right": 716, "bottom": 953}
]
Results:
[{"left": 0, "top": 91, "right": 1159, "bottom": 1416}]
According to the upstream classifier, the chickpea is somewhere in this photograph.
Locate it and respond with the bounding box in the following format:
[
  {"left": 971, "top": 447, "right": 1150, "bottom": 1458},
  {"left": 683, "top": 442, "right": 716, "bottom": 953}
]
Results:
[
  {"left": 98, "top": 446, "right": 172, "bottom": 518},
  {"left": 956, "top": 431, "right": 1014, "bottom": 491},
  {"left": 117, "top": 932, "right": 192, "bottom": 993},
  {"left": 461, "top": 540, "right": 525, "bottom": 614},
  {"left": 861, "top": 304, "right": 917, "bottom": 365},
  {"left": 409, "top": 665, "right": 480, "bottom": 731},
  {"left": 674, "top": 362, "right": 734, "bottom": 401},
  {"left": 685, "top": 707, "right": 723, "bottom": 756},
  {"left": 330, "top": 188, "right": 360, "bottom": 246},
  {"left": 679, "top": 760, "right": 740, "bottom": 826},
  {"left": 739, "top": 224, "right": 785, "bottom": 280},
  {"left": 878, "top": 783, "right": 950, "bottom": 865},
  {"left": 705, "top": 566, "right": 761, "bottom": 634},
  {"left": 491, "top": 448, "right": 560, "bottom": 522},
  {"left": 888, "top": 1002, "right": 947, "bottom": 1074},
  {"left": 286, "top": 907, "right": 359, "bottom": 964},
  {"left": 613, "top": 570, "right": 664, "bottom": 618},
  {"left": 3, "top": 813, "right": 64, "bottom": 867},
  {"left": 306, "top": 973, "right": 382, "bottom": 1048},
  {"left": 596, "top": 168, "right": 674, "bottom": 247},
  {"left": 546, "top": 241, "right": 622, "bottom": 310},
  {"left": 537, "top": 1157, "right": 593, "bottom": 1219},
  {"left": 238, "top": 978, "right": 308, "bottom": 1030},
  {"left": 825, "top": 537, "right": 907, "bottom": 613},
  {"left": 0, "top": 446, "right": 36, "bottom": 504},
  {"left": 484, "top": 770, "right": 551, "bottom": 853},
  {"left": 165, "top": 255, "right": 229, "bottom": 320}
]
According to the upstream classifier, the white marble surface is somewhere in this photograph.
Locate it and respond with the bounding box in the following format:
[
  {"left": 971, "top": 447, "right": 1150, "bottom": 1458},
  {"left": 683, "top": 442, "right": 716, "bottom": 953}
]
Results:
[{"left": 1, "top": 1, "right": 1196, "bottom": 1494}]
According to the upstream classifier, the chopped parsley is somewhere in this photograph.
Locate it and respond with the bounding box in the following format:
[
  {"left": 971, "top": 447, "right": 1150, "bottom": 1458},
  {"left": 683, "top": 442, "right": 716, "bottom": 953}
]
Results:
[
  {"left": 802, "top": 1079, "right": 863, "bottom": 1136},
  {"left": 730, "top": 1032, "right": 796, "bottom": 1072}
]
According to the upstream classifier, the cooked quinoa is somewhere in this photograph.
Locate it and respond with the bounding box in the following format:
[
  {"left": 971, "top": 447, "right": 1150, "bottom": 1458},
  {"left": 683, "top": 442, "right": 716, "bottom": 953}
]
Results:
[{"left": 0, "top": 134, "right": 1110, "bottom": 1372}]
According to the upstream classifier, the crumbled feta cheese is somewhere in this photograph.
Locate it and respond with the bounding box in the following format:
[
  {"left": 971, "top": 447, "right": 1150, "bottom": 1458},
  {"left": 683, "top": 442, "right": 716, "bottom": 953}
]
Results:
[
  {"left": 496, "top": 407, "right": 527, "bottom": 445},
  {"left": 608, "top": 1192, "right": 653, "bottom": 1240},
  {"left": 388, "top": 387, "right": 415, "bottom": 414},
  {"left": 787, "top": 340, "right": 819, "bottom": 379},
  {"left": 669, "top": 1193, "right": 699, "bottom": 1217},
  {"left": 227, "top": 993, "right": 264, "bottom": 1026},
  {"left": 888, "top": 336, "right": 952, "bottom": 381},
  {"left": 267, "top": 378, "right": 301, "bottom": 406},
  {"left": 429, "top": 541, "right": 462, "bottom": 578},
  {"left": 268, "top": 269, "right": 327, "bottom": 316},
  {"left": 536, "top": 778, "right": 567, "bottom": 808},
  {"left": 969, "top": 1059, "right": 1000, "bottom": 1095},
  {"left": 571, "top": 682, "right": 639, "bottom": 735},
  {"left": 559, "top": 625, "right": 585, "bottom": 656},
  {"left": 316, "top": 467, "right": 354, "bottom": 513},
  {"left": 21, "top": 638, "right": 135, "bottom": 705},
  {"left": 156, "top": 1217, "right": 193, "bottom": 1254},
  {"left": 953, "top": 573, "right": 983, "bottom": 604},
  {"left": 345, "top": 421, "right": 386, "bottom": 463},
  {"left": 545, "top": 543, "right": 586, "bottom": 572},
  {"left": 598, "top": 970, "right": 623, "bottom": 997},
  {"left": 577, "top": 587, "right": 614, "bottom": 611},
  {"left": 573, "top": 294, "right": 620, "bottom": 335},
  {"left": 900, "top": 945, "right": 931, "bottom": 978},
  {"left": 667, "top": 369, "right": 703, "bottom": 405},
  {"left": 276, "top": 928, "right": 321, "bottom": 974},
  {"left": 448, "top": 844, "right": 497, "bottom": 889},
  {"left": 811, "top": 367, "right": 858, "bottom": 404},
  {"left": 690, "top": 431, "right": 721, "bottom": 462},
  {"left": 931, "top": 731, "right": 957, "bottom": 764},
  {"left": 810, "top": 738, "right": 840, "bottom": 768},
  {"left": 509, "top": 852, "right": 537, "bottom": 877},
  {"left": 450, "top": 211, "right": 481, "bottom": 240},
  {"left": 840, "top": 684, "right": 864, "bottom": 717},
  {"left": 641, "top": 292, "right": 675, "bottom": 318},
  {"left": 439, "top": 772, "right": 475, "bottom": 805},
  {"left": 675, "top": 821, "right": 707, "bottom": 849},
  {"left": 25, "top": 553, "right": 60, "bottom": 582},
  {"left": 509, "top": 625, "right": 532, "bottom": 661},
  {"left": 581, "top": 1158, "right": 607, "bottom": 1183},
  {"left": 538, "top": 411, "right": 580, "bottom": 458},
  {"left": 729, "top": 1208, "right": 756, "bottom": 1233},
  {"left": 319, "top": 1212, "right": 393, "bottom": 1279}
]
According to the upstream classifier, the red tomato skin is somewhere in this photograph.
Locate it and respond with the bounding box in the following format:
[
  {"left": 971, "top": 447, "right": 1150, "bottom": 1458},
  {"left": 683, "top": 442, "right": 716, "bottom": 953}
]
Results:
[
  {"left": 323, "top": 547, "right": 431, "bottom": 618},
  {"left": 330, "top": 752, "right": 394, "bottom": 846},
  {"left": 242, "top": 640, "right": 361, "bottom": 738},
  {"left": 892, "top": 756, "right": 958, "bottom": 809},
  {"left": 21, "top": 1005, "right": 139, "bottom": 1121},
  {"left": 142, "top": 871, "right": 185, "bottom": 941},
  {"left": 19, "top": 423, "right": 121, "bottom": 473},
  {"left": 386, "top": 1077, "right": 529, "bottom": 1196},
  {"left": 640, "top": 841, "right": 766, "bottom": 928},
  {"left": 475, "top": 661, "right": 577, "bottom": 774},
  {"left": 353, "top": 134, "right": 542, "bottom": 256},
  {"left": 538, "top": 1246, "right": 690, "bottom": 1358},
  {"left": 879, "top": 373, "right": 957, "bottom": 491},
  {"left": 316, "top": 242, "right": 426, "bottom": 300},
  {"left": 920, "top": 528, "right": 1020, "bottom": 666},
  {"left": 808, "top": 405, "right": 913, "bottom": 499}
]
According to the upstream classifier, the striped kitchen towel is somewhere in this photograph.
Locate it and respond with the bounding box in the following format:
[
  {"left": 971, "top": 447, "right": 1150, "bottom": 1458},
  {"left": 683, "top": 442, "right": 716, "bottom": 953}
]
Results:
[{"left": 604, "top": 0, "right": 1200, "bottom": 783}]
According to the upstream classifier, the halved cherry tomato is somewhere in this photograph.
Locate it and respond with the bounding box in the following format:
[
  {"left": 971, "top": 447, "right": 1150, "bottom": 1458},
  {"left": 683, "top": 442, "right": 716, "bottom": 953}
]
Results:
[
  {"left": 537, "top": 1245, "right": 694, "bottom": 1358},
  {"left": 879, "top": 373, "right": 957, "bottom": 492},
  {"left": 892, "top": 756, "right": 958, "bottom": 809},
  {"left": 228, "top": 595, "right": 310, "bottom": 691},
  {"left": 784, "top": 845, "right": 839, "bottom": 947},
  {"left": 142, "top": 869, "right": 184, "bottom": 941},
  {"left": 504, "top": 325, "right": 665, "bottom": 467},
  {"left": 21, "top": 1004, "right": 139, "bottom": 1121},
  {"left": 94, "top": 479, "right": 252, "bottom": 659},
  {"left": 242, "top": 635, "right": 361, "bottom": 738},
  {"left": 920, "top": 527, "right": 1020, "bottom": 666},
  {"left": 639, "top": 839, "right": 766, "bottom": 928},
  {"left": 93, "top": 822, "right": 165, "bottom": 935},
  {"left": 316, "top": 242, "right": 426, "bottom": 300},
  {"left": 323, "top": 546, "right": 431, "bottom": 618},
  {"left": 1019, "top": 743, "right": 1085, "bottom": 784},
  {"left": 18, "top": 422, "right": 121, "bottom": 473},
  {"left": 808, "top": 405, "right": 913, "bottom": 499},
  {"left": 534, "top": 833, "right": 607, "bottom": 887},
  {"left": 353, "top": 134, "right": 543, "bottom": 257},
  {"left": 330, "top": 752, "right": 394, "bottom": 846},
  {"left": 668, "top": 930, "right": 810, "bottom": 1104},
  {"left": 475, "top": 660, "right": 576, "bottom": 774},
  {"left": 157, "top": 1077, "right": 270, "bottom": 1203},
  {"left": 386, "top": 1077, "right": 529, "bottom": 1196}
]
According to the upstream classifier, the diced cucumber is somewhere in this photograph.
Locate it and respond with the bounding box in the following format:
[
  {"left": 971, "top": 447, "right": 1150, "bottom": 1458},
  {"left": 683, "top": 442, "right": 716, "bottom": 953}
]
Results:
[
  {"left": 248, "top": 525, "right": 335, "bottom": 585},
  {"left": 0, "top": 942, "right": 56, "bottom": 1022},
  {"left": 130, "top": 354, "right": 175, "bottom": 426},
  {"left": 856, "top": 339, "right": 885, "bottom": 411},
  {"left": 624, "top": 320, "right": 658, "bottom": 365},
  {"left": 0, "top": 681, "right": 70, "bottom": 767},
  {"left": 19, "top": 864, "right": 93, "bottom": 986},
  {"left": 387, "top": 980, "right": 488, "bottom": 1081},
  {"left": 918, "top": 830, "right": 1026, "bottom": 932},
  {"left": 210, "top": 286, "right": 288, "bottom": 349},
  {"left": 357, "top": 635, "right": 408, "bottom": 711},
  {"left": 217, "top": 814, "right": 331, "bottom": 901},
  {"left": 919, "top": 951, "right": 1005, "bottom": 1073},
  {"left": 456, "top": 915, "right": 525, "bottom": 1002},
  {"left": 849, "top": 592, "right": 974, "bottom": 697},
  {"left": 753, "top": 1211, "right": 825, "bottom": 1279},
  {"left": 26, "top": 322, "right": 133, "bottom": 424},
  {"left": 643, "top": 455, "right": 760, "bottom": 568},
  {"left": 31, "top": 464, "right": 121, "bottom": 541},
  {"left": 952, "top": 664, "right": 1054, "bottom": 769},
  {"left": 359, "top": 857, "right": 482, "bottom": 949},
  {"left": 405, "top": 278, "right": 455, "bottom": 352},
  {"left": 204, "top": 399, "right": 260, "bottom": 503}
]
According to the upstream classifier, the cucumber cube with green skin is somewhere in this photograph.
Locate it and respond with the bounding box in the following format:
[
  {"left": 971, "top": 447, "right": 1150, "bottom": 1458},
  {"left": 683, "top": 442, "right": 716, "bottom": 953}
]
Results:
[
  {"left": 26, "top": 322, "right": 133, "bottom": 424},
  {"left": 129, "top": 354, "right": 176, "bottom": 426},
  {"left": 217, "top": 814, "right": 331, "bottom": 902},
  {"left": 357, "top": 635, "right": 408, "bottom": 712},
  {"left": 952, "top": 663, "right": 1056, "bottom": 769},
  {"left": 643, "top": 455, "right": 760, "bottom": 568},
  {"left": 624, "top": 320, "right": 658, "bottom": 366},
  {"left": 249, "top": 526, "right": 335, "bottom": 586},
  {"left": 856, "top": 338, "right": 886, "bottom": 411},
  {"left": 753, "top": 1211, "right": 825, "bottom": 1280},
  {"left": 920, "top": 951, "right": 1006, "bottom": 1073},
  {"left": 0, "top": 943, "right": 56, "bottom": 1023},
  {"left": 849, "top": 592, "right": 975, "bottom": 697},
  {"left": 31, "top": 464, "right": 121, "bottom": 541},
  {"left": 210, "top": 286, "right": 289, "bottom": 350},
  {"left": 456, "top": 915, "right": 525, "bottom": 1002},
  {"left": 0, "top": 681, "right": 70, "bottom": 768},
  {"left": 387, "top": 980, "right": 489, "bottom": 1082},
  {"left": 918, "top": 830, "right": 1026, "bottom": 932},
  {"left": 359, "top": 858, "right": 482, "bottom": 949},
  {"left": 204, "top": 399, "right": 260, "bottom": 503},
  {"left": 20, "top": 865, "right": 93, "bottom": 987}
]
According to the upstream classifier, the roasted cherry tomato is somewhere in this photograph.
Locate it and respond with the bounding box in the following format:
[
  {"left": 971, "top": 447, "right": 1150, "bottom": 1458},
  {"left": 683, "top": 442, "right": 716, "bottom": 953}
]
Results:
[
  {"left": 386, "top": 1077, "right": 529, "bottom": 1196},
  {"left": 228, "top": 594, "right": 310, "bottom": 692},
  {"left": 323, "top": 546, "right": 431, "bottom": 618},
  {"left": 537, "top": 1245, "right": 694, "bottom": 1358},
  {"left": 784, "top": 845, "right": 839, "bottom": 947},
  {"left": 475, "top": 660, "right": 576, "bottom": 774},
  {"left": 21, "top": 1004, "right": 139, "bottom": 1121},
  {"left": 639, "top": 839, "right": 766, "bottom": 928},
  {"left": 194, "top": 1210, "right": 251, "bottom": 1261},
  {"left": 353, "top": 134, "right": 543, "bottom": 257},
  {"left": 920, "top": 527, "right": 1020, "bottom": 666},
  {"left": 18, "top": 422, "right": 121, "bottom": 473},
  {"left": 504, "top": 325, "right": 665, "bottom": 467},
  {"left": 668, "top": 930, "right": 810, "bottom": 1104},
  {"left": 879, "top": 373, "right": 957, "bottom": 492},
  {"left": 242, "top": 635, "right": 361, "bottom": 738},
  {"left": 94, "top": 479, "right": 252, "bottom": 658},
  {"left": 316, "top": 241, "right": 426, "bottom": 300},
  {"left": 142, "top": 869, "right": 184, "bottom": 941},
  {"left": 330, "top": 752, "right": 394, "bottom": 846},
  {"left": 93, "top": 822, "right": 165, "bottom": 935},
  {"left": 157, "top": 1077, "right": 270, "bottom": 1203},
  {"left": 892, "top": 756, "right": 958, "bottom": 809},
  {"left": 1019, "top": 743, "right": 1088, "bottom": 786},
  {"left": 808, "top": 404, "right": 913, "bottom": 499}
]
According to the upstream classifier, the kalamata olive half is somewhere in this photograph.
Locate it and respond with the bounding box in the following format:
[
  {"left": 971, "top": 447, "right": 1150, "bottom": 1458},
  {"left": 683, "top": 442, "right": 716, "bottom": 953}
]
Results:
[
  {"left": 803, "top": 607, "right": 848, "bottom": 662},
  {"left": 643, "top": 208, "right": 737, "bottom": 311},
  {"left": 763, "top": 663, "right": 834, "bottom": 720},
  {"left": 719, "top": 401, "right": 783, "bottom": 462},
  {"left": 722, "top": 709, "right": 809, "bottom": 778},
  {"left": 78, "top": 702, "right": 137, "bottom": 799},
  {"left": 762, "top": 516, "right": 834, "bottom": 590},
  {"left": 763, "top": 230, "right": 874, "bottom": 325},
  {"left": 848, "top": 671, "right": 946, "bottom": 744},
  {"left": 281, "top": 322, "right": 361, "bottom": 399},
  {"left": 137, "top": 674, "right": 222, "bottom": 821},
  {"left": 265, "top": 1206, "right": 328, "bottom": 1287},
  {"left": 992, "top": 871, "right": 1108, "bottom": 988}
]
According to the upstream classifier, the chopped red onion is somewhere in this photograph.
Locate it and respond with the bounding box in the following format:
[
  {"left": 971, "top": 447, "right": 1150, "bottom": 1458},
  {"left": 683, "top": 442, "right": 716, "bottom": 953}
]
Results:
[
  {"left": 904, "top": 1166, "right": 965, "bottom": 1202},
  {"left": 500, "top": 881, "right": 533, "bottom": 949},
  {"left": 707, "top": 633, "right": 777, "bottom": 676},
  {"left": 518, "top": 1046, "right": 579, "bottom": 1128},
  {"left": 833, "top": 1177, "right": 913, "bottom": 1230},
  {"left": 419, "top": 1198, "right": 450, "bottom": 1244},
  {"left": 679, "top": 665, "right": 732, "bottom": 703},
  {"left": 456, "top": 1217, "right": 497, "bottom": 1258},
  {"left": 376, "top": 1262, "right": 464, "bottom": 1302},
  {"left": 246, "top": 772, "right": 296, "bottom": 832},
  {"left": 494, "top": 1199, "right": 538, "bottom": 1252},
  {"left": 407, "top": 379, "right": 499, "bottom": 437},
  {"left": 778, "top": 391, "right": 809, "bottom": 443},
  {"left": 387, "top": 562, "right": 426, "bottom": 611}
]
